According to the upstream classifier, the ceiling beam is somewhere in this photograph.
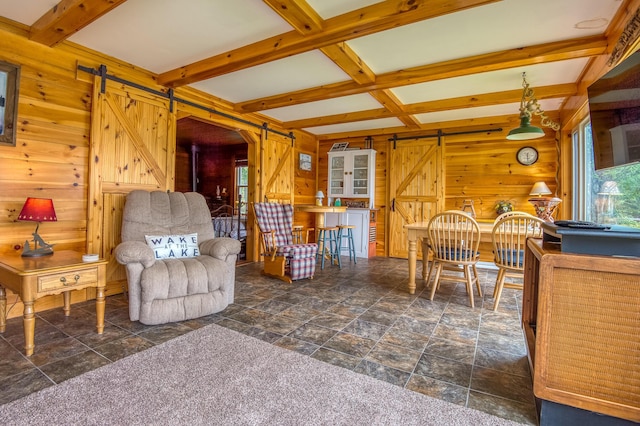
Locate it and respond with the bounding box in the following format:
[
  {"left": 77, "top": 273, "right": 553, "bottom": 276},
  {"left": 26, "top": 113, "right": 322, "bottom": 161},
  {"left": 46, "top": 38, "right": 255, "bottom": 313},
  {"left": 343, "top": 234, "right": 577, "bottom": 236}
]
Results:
[
  {"left": 368, "top": 90, "right": 422, "bottom": 128},
  {"left": 282, "top": 83, "right": 577, "bottom": 129},
  {"left": 264, "top": 1, "right": 377, "bottom": 86},
  {"left": 315, "top": 114, "right": 521, "bottom": 141},
  {"left": 320, "top": 42, "right": 376, "bottom": 85},
  {"left": 29, "top": 0, "right": 128, "bottom": 47},
  {"left": 158, "top": 0, "right": 501, "bottom": 87},
  {"left": 236, "top": 35, "right": 607, "bottom": 113},
  {"left": 404, "top": 83, "right": 577, "bottom": 114},
  {"left": 265, "top": 0, "right": 419, "bottom": 129},
  {"left": 262, "top": 0, "right": 324, "bottom": 35}
]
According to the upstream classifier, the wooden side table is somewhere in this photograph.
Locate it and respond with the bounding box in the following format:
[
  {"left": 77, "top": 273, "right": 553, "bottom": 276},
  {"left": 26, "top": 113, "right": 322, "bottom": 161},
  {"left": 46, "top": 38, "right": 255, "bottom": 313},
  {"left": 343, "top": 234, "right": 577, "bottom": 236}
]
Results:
[{"left": 0, "top": 250, "right": 108, "bottom": 356}]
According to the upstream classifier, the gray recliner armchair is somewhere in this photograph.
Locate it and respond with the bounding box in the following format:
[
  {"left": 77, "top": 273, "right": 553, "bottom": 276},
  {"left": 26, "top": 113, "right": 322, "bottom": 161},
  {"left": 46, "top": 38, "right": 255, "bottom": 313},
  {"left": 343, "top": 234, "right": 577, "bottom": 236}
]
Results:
[{"left": 115, "top": 190, "right": 241, "bottom": 325}]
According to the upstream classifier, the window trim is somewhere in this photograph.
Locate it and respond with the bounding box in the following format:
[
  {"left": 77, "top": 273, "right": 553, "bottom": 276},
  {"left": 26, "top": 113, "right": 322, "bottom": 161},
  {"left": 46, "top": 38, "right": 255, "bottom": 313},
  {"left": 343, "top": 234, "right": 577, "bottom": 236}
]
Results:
[{"left": 572, "top": 118, "right": 590, "bottom": 220}]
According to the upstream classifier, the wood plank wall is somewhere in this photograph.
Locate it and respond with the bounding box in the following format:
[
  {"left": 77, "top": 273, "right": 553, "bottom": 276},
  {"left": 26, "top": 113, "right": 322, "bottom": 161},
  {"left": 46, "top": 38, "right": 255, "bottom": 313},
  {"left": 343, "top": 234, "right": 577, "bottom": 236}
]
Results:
[
  {"left": 318, "top": 129, "right": 559, "bottom": 260},
  {"left": 0, "top": 8, "right": 616, "bottom": 316},
  {"left": 292, "top": 132, "right": 319, "bottom": 231},
  {"left": 0, "top": 21, "right": 317, "bottom": 318}
]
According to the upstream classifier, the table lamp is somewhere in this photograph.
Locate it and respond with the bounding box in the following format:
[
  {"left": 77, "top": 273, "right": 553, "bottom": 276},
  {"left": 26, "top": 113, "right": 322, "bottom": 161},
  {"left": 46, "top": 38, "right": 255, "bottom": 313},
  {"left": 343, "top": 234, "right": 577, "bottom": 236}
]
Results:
[
  {"left": 18, "top": 197, "right": 57, "bottom": 257},
  {"left": 315, "top": 191, "right": 325, "bottom": 206},
  {"left": 528, "top": 182, "right": 561, "bottom": 222}
]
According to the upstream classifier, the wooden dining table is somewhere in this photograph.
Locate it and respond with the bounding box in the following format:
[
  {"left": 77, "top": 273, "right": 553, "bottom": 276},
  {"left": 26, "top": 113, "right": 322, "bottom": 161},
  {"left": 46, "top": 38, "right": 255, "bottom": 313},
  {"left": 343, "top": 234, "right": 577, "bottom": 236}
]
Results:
[{"left": 404, "top": 221, "right": 494, "bottom": 294}]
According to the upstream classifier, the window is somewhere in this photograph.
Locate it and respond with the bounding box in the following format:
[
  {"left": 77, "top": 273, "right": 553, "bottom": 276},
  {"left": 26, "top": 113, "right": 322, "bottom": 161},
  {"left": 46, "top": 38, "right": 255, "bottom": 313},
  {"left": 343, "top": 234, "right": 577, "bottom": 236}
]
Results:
[
  {"left": 235, "top": 164, "right": 248, "bottom": 215},
  {"left": 573, "top": 119, "right": 640, "bottom": 228}
]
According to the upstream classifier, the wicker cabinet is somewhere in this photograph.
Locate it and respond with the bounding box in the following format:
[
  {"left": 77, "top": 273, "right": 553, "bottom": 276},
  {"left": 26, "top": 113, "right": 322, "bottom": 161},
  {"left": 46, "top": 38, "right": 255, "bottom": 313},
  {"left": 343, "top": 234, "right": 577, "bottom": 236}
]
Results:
[{"left": 523, "top": 239, "right": 640, "bottom": 424}]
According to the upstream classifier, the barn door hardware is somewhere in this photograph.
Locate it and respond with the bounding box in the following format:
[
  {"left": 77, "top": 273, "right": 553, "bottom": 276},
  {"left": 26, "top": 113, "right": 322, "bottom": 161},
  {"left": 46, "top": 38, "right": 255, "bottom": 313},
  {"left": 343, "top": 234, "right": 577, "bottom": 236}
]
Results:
[
  {"left": 388, "top": 127, "right": 502, "bottom": 147},
  {"left": 78, "top": 64, "right": 295, "bottom": 140}
]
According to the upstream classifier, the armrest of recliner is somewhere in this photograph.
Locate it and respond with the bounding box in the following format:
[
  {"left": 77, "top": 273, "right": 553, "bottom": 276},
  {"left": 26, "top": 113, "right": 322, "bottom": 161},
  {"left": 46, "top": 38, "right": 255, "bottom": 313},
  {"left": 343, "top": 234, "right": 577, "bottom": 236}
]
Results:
[
  {"left": 199, "top": 237, "right": 241, "bottom": 261},
  {"left": 115, "top": 241, "right": 156, "bottom": 268}
]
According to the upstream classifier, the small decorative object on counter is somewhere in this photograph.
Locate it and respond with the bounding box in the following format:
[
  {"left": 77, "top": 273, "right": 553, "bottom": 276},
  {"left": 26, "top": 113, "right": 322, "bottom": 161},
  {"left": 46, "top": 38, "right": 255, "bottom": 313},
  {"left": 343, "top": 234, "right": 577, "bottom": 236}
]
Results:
[
  {"left": 495, "top": 200, "right": 514, "bottom": 215},
  {"left": 334, "top": 198, "right": 341, "bottom": 207},
  {"left": 461, "top": 199, "right": 476, "bottom": 218}
]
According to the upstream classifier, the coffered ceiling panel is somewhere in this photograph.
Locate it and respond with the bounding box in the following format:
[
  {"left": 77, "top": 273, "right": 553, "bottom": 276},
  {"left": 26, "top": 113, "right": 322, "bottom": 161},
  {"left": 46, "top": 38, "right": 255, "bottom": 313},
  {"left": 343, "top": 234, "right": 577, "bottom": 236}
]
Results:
[
  {"left": 191, "top": 50, "right": 352, "bottom": 103},
  {"left": 0, "top": 0, "right": 628, "bottom": 139},
  {"left": 68, "top": 0, "right": 293, "bottom": 72}
]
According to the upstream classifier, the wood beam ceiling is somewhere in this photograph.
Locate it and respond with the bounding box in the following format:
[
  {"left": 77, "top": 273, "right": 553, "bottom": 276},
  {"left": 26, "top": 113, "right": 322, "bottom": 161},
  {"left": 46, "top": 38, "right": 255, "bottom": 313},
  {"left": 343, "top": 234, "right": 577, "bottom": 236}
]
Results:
[
  {"left": 264, "top": 0, "right": 420, "bottom": 130},
  {"left": 262, "top": 0, "right": 576, "bottom": 134},
  {"left": 29, "top": 0, "right": 128, "bottom": 47},
  {"left": 22, "top": 0, "right": 613, "bottom": 140},
  {"left": 282, "top": 83, "right": 578, "bottom": 129},
  {"left": 315, "top": 114, "right": 524, "bottom": 141},
  {"left": 236, "top": 36, "right": 607, "bottom": 113},
  {"left": 158, "top": 0, "right": 501, "bottom": 87}
]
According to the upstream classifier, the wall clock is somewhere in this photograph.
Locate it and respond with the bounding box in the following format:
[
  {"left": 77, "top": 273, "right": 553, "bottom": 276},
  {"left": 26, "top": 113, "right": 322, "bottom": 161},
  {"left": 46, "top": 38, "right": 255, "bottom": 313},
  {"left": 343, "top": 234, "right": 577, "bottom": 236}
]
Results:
[{"left": 516, "top": 146, "right": 538, "bottom": 166}]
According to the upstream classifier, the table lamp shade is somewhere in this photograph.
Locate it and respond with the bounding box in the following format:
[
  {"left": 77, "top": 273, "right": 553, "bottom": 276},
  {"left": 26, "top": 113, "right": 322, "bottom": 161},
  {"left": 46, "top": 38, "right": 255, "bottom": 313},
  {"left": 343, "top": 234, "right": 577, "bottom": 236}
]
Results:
[
  {"left": 18, "top": 198, "right": 57, "bottom": 222},
  {"left": 18, "top": 198, "right": 57, "bottom": 257},
  {"left": 529, "top": 182, "right": 552, "bottom": 197}
]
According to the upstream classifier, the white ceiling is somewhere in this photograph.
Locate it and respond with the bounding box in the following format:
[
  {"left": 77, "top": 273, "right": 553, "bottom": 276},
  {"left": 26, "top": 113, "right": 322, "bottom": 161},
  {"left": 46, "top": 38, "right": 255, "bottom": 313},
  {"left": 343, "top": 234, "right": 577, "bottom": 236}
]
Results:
[{"left": 0, "top": 0, "right": 625, "bottom": 137}]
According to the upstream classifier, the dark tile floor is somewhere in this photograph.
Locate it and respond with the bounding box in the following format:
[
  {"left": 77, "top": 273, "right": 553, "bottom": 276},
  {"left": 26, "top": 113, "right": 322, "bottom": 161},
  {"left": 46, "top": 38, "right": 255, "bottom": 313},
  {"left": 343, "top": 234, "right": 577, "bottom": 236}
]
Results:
[{"left": 0, "top": 257, "right": 538, "bottom": 425}]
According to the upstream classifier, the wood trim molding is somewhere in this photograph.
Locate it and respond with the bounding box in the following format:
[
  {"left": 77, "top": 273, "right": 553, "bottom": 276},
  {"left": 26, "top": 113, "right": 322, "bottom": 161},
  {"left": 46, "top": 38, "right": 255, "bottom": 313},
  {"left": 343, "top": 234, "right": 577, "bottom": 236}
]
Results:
[{"left": 609, "top": 5, "right": 640, "bottom": 66}]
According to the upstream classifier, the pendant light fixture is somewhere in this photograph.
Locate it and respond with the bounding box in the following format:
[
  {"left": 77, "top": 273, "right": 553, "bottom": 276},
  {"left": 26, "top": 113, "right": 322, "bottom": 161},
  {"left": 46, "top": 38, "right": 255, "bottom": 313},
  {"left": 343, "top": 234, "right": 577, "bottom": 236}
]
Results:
[{"left": 507, "top": 73, "right": 560, "bottom": 140}]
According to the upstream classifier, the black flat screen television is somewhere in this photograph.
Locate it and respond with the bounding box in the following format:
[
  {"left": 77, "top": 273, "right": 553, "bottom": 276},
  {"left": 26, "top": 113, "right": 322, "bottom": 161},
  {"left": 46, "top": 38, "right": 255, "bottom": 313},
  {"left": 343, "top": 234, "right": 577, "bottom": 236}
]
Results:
[{"left": 588, "top": 49, "right": 640, "bottom": 170}]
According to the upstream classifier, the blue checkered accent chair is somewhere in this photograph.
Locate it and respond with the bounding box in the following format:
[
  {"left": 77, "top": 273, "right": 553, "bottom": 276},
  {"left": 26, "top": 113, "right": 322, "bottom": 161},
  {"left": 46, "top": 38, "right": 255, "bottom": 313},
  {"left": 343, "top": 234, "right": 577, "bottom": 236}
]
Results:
[{"left": 253, "top": 202, "right": 318, "bottom": 282}]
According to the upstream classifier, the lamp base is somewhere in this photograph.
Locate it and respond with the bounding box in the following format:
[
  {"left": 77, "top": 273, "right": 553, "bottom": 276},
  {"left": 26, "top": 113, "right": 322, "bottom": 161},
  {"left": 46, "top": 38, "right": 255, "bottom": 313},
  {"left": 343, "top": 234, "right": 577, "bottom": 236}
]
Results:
[
  {"left": 529, "top": 197, "right": 562, "bottom": 222},
  {"left": 22, "top": 247, "right": 54, "bottom": 257},
  {"left": 22, "top": 234, "right": 55, "bottom": 257}
]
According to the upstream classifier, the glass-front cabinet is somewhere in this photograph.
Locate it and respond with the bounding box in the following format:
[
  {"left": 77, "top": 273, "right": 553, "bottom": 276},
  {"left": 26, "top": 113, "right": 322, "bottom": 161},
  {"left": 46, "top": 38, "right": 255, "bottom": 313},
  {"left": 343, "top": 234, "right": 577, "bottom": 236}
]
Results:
[
  {"left": 329, "top": 155, "right": 345, "bottom": 196},
  {"left": 328, "top": 149, "right": 376, "bottom": 204}
]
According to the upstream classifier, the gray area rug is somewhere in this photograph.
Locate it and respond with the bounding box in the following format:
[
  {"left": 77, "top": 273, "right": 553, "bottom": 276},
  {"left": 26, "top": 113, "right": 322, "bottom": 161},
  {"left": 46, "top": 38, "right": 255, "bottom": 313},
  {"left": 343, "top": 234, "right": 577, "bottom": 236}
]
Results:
[{"left": 0, "top": 324, "right": 520, "bottom": 425}]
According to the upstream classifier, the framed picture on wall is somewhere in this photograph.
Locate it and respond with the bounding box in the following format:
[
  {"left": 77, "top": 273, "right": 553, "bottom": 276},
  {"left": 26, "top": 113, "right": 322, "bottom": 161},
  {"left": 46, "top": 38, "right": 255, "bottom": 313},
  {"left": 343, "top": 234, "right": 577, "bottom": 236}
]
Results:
[
  {"left": 0, "top": 61, "right": 20, "bottom": 147},
  {"left": 299, "top": 152, "right": 313, "bottom": 171}
]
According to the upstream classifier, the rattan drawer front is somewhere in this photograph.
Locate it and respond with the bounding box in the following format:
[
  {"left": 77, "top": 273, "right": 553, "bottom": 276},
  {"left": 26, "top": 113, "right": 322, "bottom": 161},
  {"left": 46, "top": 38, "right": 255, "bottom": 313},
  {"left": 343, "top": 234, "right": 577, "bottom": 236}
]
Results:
[
  {"left": 38, "top": 268, "right": 98, "bottom": 292},
  {"left": 543, "top": 267, "right": 640, "bottom": 405}
]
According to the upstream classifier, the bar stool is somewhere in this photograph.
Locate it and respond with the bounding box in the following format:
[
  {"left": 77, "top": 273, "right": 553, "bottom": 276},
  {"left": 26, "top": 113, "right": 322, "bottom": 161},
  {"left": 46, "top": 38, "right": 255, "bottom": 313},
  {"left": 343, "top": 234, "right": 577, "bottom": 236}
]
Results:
[
  {"left": 292, "top": 225, "right": 304, "bottom": 244},
  {"left": 316, "top": 226, "right": 341, "bottom": 269},
  {"left": 337, "top": 225, "right": 357, "bottom": 264}
]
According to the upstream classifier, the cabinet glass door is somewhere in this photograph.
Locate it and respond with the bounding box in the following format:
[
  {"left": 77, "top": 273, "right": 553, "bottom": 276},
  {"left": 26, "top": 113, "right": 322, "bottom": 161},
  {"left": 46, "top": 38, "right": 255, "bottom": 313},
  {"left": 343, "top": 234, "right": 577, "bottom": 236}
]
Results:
[
  {"left": 352, "top": 154, "right": 369, "bottom": 195},
  {"left": 329, "top": 155, "right": 345, "bottom": 196}
]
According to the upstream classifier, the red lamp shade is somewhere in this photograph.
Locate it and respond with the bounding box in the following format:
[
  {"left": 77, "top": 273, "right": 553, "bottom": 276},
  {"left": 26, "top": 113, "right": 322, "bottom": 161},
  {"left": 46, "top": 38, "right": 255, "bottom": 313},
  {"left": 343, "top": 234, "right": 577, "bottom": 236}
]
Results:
[{"left": 18, "top": 198, "right": 57, "bottom": 222}]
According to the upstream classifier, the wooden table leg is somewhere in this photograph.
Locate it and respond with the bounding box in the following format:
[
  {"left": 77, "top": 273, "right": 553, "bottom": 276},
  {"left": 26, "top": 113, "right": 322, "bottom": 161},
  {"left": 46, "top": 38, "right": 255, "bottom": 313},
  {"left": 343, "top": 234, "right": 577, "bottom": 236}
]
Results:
[
  {"left": 408, "top": 238, "right": 417, "bottom": 294},
  {"left": 23, "top": 300, "right": 35, "bottom": 356},
  {"left": 315, "top": 212, "right": 327, "bottom": 259},
  {"left": 63, "top": 290, "right": 71, "bottom": 316},
  {"left": 96, "top": 285, "right": 105, "bottom": 334},
  {"left": 0, "top": 286, "right": 6, "bottom": 333}
]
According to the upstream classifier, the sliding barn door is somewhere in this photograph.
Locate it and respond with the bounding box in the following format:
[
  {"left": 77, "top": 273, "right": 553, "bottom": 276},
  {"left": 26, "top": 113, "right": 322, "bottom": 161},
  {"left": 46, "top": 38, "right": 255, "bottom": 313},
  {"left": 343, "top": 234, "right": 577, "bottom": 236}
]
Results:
[
  {"left": 388, "top": 138, "right": 444, "bottom": 258},
  {"left": 258, "top": 130, "right": 294, "bottom": 204},
  {"left": 87, "top": 76, "right": 175, "bottom": 292}
]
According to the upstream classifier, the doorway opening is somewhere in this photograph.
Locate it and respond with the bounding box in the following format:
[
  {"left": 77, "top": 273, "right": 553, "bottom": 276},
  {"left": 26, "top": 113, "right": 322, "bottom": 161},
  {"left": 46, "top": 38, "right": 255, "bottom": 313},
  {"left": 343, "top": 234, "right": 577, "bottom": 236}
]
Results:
[{"left": 176, "top": 117, "right": 250, "bottom": 263}]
